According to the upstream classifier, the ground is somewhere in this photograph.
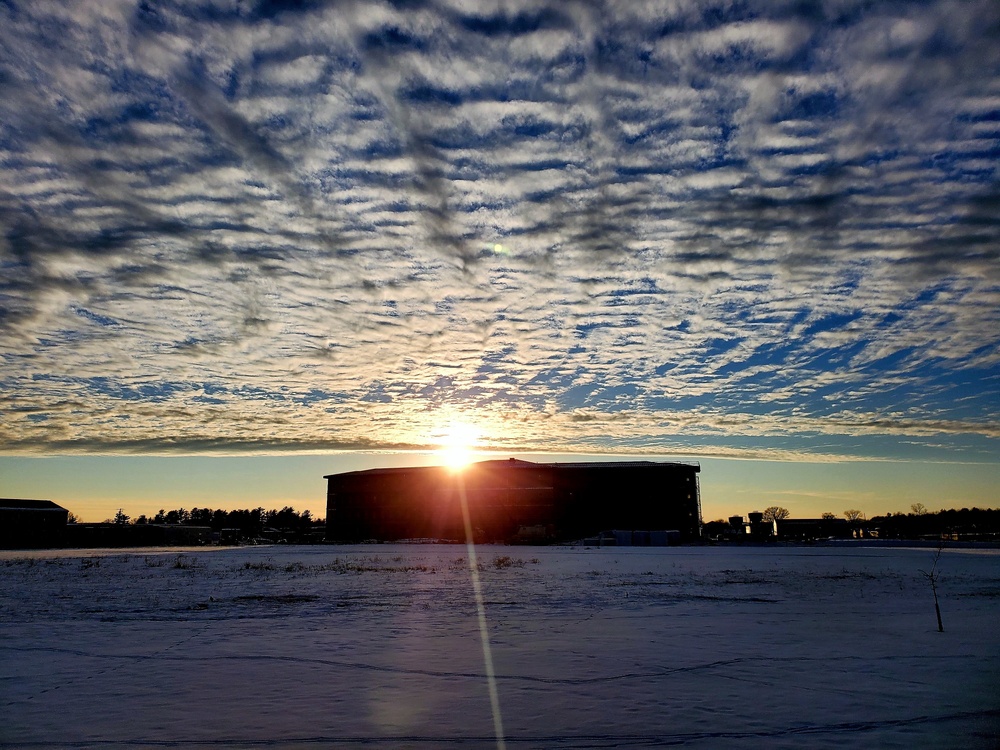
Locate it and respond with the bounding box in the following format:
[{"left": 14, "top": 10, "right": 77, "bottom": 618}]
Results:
[{"left": 1, "top": 543, "right": 998, "bottom": 748}]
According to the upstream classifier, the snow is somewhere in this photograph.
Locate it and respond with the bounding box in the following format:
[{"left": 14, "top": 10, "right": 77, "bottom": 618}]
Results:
[{"left": 2, "top": 543, "right": 998, "bottom": 748}]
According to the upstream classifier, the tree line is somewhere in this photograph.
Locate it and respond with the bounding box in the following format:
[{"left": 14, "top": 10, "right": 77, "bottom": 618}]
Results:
[
  {"left": 760, "top": 507, "right": 864, "bottom": 523},
  {"left": 769, "top": 504, "right": 1000, "bottom": 537},
  {"left": 742, "top": 505, "right": 1000, "bottom": 539},
  {"left": 869, "top": 506, "right": 1000, "bottom": 539},
  {"left": 105, "top": 506, "right": 324, "bottom": 536}
]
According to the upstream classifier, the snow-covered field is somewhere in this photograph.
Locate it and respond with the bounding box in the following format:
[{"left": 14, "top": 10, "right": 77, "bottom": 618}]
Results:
[{"left": 2, "top": 543, "right": 998, "bottom": 749}]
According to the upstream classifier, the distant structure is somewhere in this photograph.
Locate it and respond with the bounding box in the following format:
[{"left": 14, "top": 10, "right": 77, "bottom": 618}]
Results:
[
  {"left": 747, "top": 511, "right": 776, "bottom": 539},
  {"left": 705, "top": 512, "right": 852, "bottom": 542},
  {"left": 0, "top": 499, "right": 70, "bottom": 549},
  {"left": 777, "top": 517, "right": 852, "bottom": 541},
  {"left": 325, "top": 458, "right": 702, "bottom": 544},
  {"left": 65, "top": 524, "right": 213, "bottom": 548}
]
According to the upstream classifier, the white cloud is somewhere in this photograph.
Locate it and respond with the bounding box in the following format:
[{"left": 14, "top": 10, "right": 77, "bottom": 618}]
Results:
[{"left": 0, "top": 0, "right": 997, "bottom": 463}]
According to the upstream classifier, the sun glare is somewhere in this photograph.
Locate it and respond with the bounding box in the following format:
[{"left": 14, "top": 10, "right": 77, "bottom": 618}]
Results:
[{"left": 438, "top": 421, "right": 481, "bottom": 470}]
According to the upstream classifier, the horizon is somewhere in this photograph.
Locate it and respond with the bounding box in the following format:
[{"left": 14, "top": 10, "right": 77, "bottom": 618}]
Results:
[{"left": 4, "top": 451, "right": 998, "bottom": 525}]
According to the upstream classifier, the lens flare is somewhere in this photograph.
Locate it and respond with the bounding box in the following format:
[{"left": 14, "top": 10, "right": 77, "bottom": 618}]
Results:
[
  {"left": 457, "top": 472, "right": 506, "bottom": 749},
  {"left": 437, "top": 421, "right": 480, "bottom": 470}
]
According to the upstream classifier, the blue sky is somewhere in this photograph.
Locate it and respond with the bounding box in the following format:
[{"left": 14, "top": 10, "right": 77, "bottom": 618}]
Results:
[{"left": 1, "top": 1, "right": 998, "bottom": 521}]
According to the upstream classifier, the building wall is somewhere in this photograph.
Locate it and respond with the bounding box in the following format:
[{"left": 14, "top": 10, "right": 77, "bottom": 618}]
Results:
[
  {"left": 325, "top": 459, "right": 701, "bottom": 543},
  {"left": 0, "top": 499, "right": 69, "bottom": 549}
]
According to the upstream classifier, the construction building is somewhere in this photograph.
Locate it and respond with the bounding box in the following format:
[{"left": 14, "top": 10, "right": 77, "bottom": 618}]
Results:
[{"left": 325, "top": 458, "right": 701, "bottom": 544}]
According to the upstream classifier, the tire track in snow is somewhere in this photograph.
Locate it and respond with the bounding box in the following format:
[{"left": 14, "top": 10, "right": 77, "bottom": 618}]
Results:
[
  {"left": 1, "top": 621, "right": 220, "bottom": 705},
  {"left": 0, "top": 645, "right": 985, "bottom": 690},
  {"left": 0, "top": 707, "right": 997, "bottom": 747}
]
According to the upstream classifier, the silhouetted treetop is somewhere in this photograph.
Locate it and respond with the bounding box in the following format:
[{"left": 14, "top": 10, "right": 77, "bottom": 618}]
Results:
[
  {"left": 870, "top": 507, "right": 1000, "bottom": 540},
  {"left": 762, "top": 506, "right": 790, "bottom": 522},
  {"left": 113, "top": 506, "right": 324, "bottom": 535}
]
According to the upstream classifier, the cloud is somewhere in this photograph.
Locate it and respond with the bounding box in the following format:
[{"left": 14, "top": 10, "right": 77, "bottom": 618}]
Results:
[{"left": 0, "top": 0, "right": 998, "bottom": 464}]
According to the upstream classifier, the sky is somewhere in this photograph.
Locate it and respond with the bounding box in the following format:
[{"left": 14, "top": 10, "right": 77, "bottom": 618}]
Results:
[{"left": 1, "top": 1, "right": 998, "bottom": 522}]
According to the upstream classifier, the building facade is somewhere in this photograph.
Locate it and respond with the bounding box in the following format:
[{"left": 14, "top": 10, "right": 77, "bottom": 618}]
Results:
[
  {"left": 325, "top": 458, "right": 701, "bottom": 543},
  {"left": 0, "top": 499, "right": 70, "bottom": 548}
]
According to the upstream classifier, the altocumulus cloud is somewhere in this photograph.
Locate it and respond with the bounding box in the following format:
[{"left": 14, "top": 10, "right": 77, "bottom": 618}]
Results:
[{"left": 1, "top": 0, "right": 998, "bottom": 463}]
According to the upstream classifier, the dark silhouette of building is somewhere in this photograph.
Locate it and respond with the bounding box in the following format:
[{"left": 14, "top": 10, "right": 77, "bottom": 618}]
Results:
[
  {"left": 777, "top": 518, "right": 852, "bottom": 541},
  {"left": 0, "top": 499, "right": 70, "bottom": 548},
  {"left": 708, "top": 512, "right": 854, "bottom": 542},
  {"left": 63, "top": 524, "right": 213, "bottom": 548},
  {"left": 325, "top": 458, "right": 701, "bottom": 543},
  {"left": 747, "top": 511, "right": 775, "bottom": 539}
]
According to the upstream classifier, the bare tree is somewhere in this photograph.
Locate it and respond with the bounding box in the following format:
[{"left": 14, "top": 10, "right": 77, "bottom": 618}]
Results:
[
  {"left": 762, "top": 506, "right": 790, "bottom": 522},
  {"left": 911, "top": 502, "right": 928, "bottom": 515},
  {"left": 843, "top": 509, "right": 864, "bottom": 523},
  {"left": 919, "top": 546, "right": 945, "bottom": 632},
  {"left": 821, "top": 512, "right": 836, "bottom": 521}
]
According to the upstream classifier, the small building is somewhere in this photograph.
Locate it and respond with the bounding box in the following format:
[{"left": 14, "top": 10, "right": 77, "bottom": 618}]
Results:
[
  {"left": 748, "top": 511, "right": 776, "bottom": 539},
  {"left": 0, "top": 499, "right": 70, "bottom": 549}
]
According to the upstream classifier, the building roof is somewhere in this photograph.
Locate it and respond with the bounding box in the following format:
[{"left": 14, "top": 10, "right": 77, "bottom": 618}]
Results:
[
  {"left": 325, "top": 458, "right": 699, "bottom": 479},
  {"left": 544, "top": 460, "right": 700, "bottom": 470},
  {"left": 0, "top": 498, "right": 68, "bottom": 512}
]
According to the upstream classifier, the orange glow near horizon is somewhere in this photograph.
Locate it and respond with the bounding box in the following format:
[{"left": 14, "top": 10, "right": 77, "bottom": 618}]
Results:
[{"left": 437, "top": 421, "right": 481, "bottom": 470}]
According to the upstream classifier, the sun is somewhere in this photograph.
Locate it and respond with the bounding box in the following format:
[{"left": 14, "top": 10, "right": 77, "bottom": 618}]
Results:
[{"left": 437, "top": 421, "right": 481, "bottom": 470}]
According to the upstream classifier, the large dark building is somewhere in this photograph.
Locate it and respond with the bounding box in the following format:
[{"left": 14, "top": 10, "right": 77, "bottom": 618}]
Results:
[{"left": 325, "top": 458, "right": 701, "bottom": 543}]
